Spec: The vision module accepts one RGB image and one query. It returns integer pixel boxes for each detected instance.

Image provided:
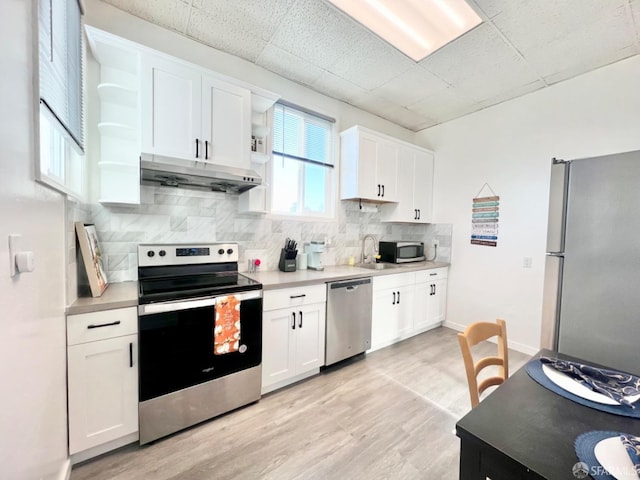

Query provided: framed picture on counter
[75,222,108,297]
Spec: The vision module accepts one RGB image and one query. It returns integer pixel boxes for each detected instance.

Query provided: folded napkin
[620,434,640,477]
[540,356,640,408]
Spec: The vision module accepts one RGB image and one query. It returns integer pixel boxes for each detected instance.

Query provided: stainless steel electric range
[137,243,262,444]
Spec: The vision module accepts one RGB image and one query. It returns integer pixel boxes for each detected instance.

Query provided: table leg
[459,439,484,480]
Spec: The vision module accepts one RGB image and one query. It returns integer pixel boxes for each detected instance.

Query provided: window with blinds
[271,103,335,217]
[37,0,85,198]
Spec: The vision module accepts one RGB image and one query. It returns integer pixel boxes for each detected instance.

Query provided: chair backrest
[457,319,509,408]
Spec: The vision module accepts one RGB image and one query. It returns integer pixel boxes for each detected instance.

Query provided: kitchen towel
[214,295,241,355]
[540,357,640,408]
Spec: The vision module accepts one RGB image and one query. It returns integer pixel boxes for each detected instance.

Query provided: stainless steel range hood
[140,153,261,193]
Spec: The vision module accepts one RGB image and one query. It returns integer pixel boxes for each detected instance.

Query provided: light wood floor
[70,327,531,480]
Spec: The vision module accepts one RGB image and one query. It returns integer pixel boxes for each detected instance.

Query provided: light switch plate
[8,234,20,277]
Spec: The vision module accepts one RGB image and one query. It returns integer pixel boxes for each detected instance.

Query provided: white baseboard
[443,321,538,356]
[57,459,71,480]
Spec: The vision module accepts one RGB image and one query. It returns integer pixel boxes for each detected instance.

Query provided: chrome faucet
[361,234,378,264]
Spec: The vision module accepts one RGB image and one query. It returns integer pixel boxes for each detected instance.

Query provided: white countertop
[65,262,449,313]
[247,261,449,290]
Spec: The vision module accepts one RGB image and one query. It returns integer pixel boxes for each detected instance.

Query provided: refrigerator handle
[546,159,570,254]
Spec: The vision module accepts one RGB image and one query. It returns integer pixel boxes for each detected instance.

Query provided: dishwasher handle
[329,277,372,290]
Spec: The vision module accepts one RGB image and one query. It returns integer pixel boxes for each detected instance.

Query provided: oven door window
[139,297,262,402]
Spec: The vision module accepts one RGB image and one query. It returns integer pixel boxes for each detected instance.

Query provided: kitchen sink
[356,263,398,270]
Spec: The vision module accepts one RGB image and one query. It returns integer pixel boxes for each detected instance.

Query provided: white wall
[0,1,69,479]
[416,55,640,354]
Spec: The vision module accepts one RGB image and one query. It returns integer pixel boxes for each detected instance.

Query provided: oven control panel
[138,243,238,267]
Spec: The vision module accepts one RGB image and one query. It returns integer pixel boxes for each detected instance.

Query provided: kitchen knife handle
[292,312,296,330]
[195,138,199,158]
[299,311,303,328]
[87,320,121,329]
[392,291,396,305]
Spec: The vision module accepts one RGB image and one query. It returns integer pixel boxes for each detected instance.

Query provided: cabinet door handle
[417,209,421,220]
[299,311,303,328]
[205,140,209,159]
[382,185,385,197]
[129,342,133,368]
[87,320,121,329]
[289,294,306,299]
[292,312,296,330]
[397,291,400,304]
[377,184,381,197]
[195,138,200,158]
[392,291,396,305]
[433,284,437,295]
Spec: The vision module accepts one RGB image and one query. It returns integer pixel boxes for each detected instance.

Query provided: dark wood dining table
[455,348,640,479]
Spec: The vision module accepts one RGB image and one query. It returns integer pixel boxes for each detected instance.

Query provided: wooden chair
[458,319,509,408]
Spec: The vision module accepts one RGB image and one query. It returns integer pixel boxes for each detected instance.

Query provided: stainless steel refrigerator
[541,150,640,376]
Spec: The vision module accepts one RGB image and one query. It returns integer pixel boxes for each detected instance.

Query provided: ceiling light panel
[328,0,482,61]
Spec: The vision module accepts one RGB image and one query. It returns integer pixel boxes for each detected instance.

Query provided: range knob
[147,250,155,257]
[159,250,166,257]
[227,248,234,255]
[218,248,225,255]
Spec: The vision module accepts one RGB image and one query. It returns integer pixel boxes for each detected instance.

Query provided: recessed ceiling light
[327,0,482,62]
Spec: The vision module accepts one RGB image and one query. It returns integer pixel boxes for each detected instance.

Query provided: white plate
[541,364,640,406]
[594,435,638,480]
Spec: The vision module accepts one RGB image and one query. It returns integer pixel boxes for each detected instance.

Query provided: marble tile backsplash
[79,185,452,283]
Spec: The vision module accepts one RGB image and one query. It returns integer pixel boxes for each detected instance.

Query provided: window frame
[268,102,337,220]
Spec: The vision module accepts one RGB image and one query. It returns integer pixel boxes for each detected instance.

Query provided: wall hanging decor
[471,183,499,247]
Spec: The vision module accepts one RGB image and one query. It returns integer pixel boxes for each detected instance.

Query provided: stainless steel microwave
[378,241,425,263]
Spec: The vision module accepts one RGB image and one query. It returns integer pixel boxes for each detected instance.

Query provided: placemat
[574,430,620,480]
[525,359,640,418]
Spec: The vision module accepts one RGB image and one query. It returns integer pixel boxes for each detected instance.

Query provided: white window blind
[271,103,335,217]
[39,0,84,150]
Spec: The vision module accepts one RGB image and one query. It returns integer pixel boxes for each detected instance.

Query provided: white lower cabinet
[67,307,138,458]
[370,267,448,352]
[262,285,326,394]
[415,267,449,331]
[371,272,416,351]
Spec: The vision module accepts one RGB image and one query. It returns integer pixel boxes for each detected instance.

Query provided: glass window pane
[271,155,301,213]
[303,163,326,213]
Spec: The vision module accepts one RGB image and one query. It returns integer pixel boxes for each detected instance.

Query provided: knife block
[278,249,296,272]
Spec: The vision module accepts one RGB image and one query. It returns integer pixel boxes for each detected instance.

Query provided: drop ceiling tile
[374,66,451,106]
[190,0,295,42]
[256,44,324,87]
[492,0,637,79]
[311,71,367,105]
[103,0,191,33]
[471,0,520,19]
[420,23,539,102]
[380,105,436,131]
[269,1,364,70]
[475,79,546,110]
[326,30,415,91]
[186,7,267,63]
[408,88,480,124]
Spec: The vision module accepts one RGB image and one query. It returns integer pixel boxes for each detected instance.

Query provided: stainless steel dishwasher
[325,277,373,366]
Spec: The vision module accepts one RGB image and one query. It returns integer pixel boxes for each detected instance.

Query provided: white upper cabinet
[141,54,251,169]
[141,55,201,160]
[201,75,251,169]
[340,126,399,202]
[380,144,434,223]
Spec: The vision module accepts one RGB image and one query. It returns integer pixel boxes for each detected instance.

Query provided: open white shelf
[97,83,137,108]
